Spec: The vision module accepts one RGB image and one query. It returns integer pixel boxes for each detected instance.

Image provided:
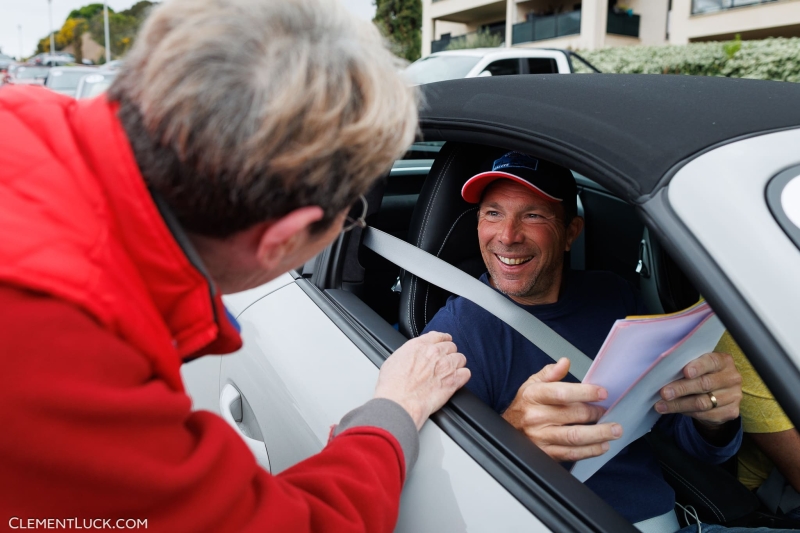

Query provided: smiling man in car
[422,151,791,533]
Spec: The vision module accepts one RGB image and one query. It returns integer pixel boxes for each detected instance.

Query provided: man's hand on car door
[374,331,471,431]
[501,358,623,462]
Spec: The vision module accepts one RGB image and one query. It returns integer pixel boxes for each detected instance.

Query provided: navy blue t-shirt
[423,270,741,523]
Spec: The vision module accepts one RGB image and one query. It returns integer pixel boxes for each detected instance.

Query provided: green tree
[68,4,109,20]
[373,0,421,62]
[89,11,139,58]
[124,1,156,20]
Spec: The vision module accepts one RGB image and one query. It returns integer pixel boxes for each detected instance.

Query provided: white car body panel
[421,48,572,77]
[462,49,572,77]
[181,272,295,413]
[668,128,800,367]
[218,281,549,532]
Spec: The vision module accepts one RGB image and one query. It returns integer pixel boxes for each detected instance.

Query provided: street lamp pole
[18,24,23,61]
[48,0,55,55]
[104,1,111,63]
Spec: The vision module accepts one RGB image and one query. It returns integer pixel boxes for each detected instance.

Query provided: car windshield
[403,55,481,85]
[15,67,49,79]
[48,70,94,90]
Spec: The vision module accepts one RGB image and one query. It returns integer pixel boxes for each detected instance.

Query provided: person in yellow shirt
[715,332,800,519]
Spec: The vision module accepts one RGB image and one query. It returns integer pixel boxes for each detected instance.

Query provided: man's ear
[564,216,585,252]
[255,206,325,271]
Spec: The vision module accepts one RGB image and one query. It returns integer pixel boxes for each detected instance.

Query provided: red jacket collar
[69,95,243,361]
[0,87,241,390]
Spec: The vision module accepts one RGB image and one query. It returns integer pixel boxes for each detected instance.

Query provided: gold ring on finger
[708,392,718,409]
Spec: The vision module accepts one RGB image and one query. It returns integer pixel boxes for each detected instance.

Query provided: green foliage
[37,2,157,61]
[68,4,108,20]
[723,33,742,60]
[578,37,800,83]
[86,2,155,59]
[36,35,51,54]
[89,12,139,57]
[445,29,502,51]
[125,1,157,20]
[374,0,422,62]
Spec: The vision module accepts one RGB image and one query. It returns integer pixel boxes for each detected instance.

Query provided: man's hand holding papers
[501,301,742,476]
[655,351,743,443]
[569,302,742,481]
[502,358,624,462]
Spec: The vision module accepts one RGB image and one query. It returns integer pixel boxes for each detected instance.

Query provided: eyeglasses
[342,194,368,233]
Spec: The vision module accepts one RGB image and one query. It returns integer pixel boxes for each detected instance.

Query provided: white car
[75,71,118,99]
[184,74,800,532]
[402,48,598,85]
[44,66,98,97]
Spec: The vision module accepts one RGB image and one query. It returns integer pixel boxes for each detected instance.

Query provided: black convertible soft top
[419,74,800,202]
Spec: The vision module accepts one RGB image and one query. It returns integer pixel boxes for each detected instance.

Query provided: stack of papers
[570,301,724,482]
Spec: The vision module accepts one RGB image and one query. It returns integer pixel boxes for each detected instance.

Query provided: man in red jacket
[0,1,470,531]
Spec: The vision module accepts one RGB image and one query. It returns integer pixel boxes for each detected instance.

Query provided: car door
[216,275,556,532]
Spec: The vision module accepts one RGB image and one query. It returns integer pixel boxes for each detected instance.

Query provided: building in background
[422,0,800,56]
[671,0,800,44]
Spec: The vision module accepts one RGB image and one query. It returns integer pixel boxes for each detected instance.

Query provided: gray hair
[109,0,418,237]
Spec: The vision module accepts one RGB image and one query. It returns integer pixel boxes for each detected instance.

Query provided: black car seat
[398,142,506,339]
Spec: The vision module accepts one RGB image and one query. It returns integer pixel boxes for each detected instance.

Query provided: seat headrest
[399,142,507,338]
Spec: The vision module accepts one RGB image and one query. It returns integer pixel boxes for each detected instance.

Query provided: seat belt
[362,227,593,380]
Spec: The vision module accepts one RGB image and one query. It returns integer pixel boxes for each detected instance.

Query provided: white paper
[570,313,725,483]
[583,302,713,410]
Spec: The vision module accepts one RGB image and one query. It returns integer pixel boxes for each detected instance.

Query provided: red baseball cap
[461,151,577,205]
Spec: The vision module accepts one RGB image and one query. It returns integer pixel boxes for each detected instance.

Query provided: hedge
[576,37,800,82]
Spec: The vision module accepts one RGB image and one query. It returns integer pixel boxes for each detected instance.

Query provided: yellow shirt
[715,332,795,490]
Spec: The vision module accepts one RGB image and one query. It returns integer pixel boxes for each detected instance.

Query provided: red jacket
[0,87,406,532]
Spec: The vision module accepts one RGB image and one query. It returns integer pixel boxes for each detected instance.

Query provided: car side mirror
[477,69,493,77]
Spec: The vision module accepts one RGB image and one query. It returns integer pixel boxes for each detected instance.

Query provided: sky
[0,0,377,60]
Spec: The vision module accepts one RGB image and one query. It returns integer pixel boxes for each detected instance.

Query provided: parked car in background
[44,66,98,97]
[75,72,117,99]
[402,48,598,85]
[6,65,50,87]
[0,53,15,70]
[0,55,17,85]
[28,52,75,67]
[100,60,124,71]
[183,74,800,532]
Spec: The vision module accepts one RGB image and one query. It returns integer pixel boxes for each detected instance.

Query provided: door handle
[220,384,271,471]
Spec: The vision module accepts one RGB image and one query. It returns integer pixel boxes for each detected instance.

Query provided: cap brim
[461,171,563,204]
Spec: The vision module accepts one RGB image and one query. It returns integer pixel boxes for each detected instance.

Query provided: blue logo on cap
[492,152,539,173]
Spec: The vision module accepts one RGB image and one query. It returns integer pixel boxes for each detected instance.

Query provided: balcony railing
[606,11,640,37]
[692,0,779,15]
[512,11,581,45]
